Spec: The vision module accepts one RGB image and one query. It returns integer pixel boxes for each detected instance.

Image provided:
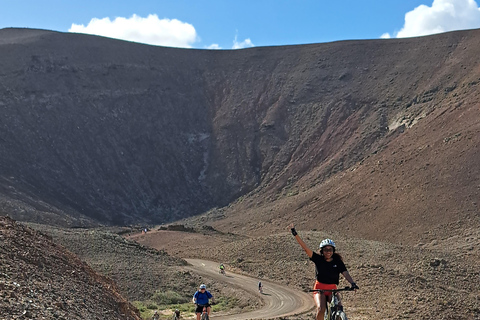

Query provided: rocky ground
[0,216,140,320]
[2,215,479,320]
[130,224,480,320]
[28,223,262,319]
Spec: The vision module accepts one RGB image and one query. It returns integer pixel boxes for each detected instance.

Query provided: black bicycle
[309,286,355,320]
[196,303,215,320]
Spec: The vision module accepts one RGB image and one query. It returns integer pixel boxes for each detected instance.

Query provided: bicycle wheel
[324,309,330,320]
[333,310,348,320]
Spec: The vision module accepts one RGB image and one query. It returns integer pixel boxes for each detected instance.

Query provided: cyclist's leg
[206,305,211,316]
[195,305,202,320]
[314,292,327,320]
[336,292,343,311]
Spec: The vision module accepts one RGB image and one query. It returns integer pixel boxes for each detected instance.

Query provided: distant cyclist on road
[219,263,225,275]
[288,223,359,320]
[193,284,215,320]
[258,281,263,293]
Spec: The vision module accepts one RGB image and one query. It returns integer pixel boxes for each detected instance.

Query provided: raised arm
[288,223,313,258]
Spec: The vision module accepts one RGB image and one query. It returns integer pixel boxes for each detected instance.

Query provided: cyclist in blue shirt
[192,284,215,320]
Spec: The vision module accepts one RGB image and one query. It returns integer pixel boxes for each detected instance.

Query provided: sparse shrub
[151,290,188,305]
[146,302,159,310]
[132,301,147,313]
[212,296,239,312]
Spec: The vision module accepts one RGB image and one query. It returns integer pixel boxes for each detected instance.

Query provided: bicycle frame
[198,304,209,320]
[309,286,354,320]
[196,302,216,320]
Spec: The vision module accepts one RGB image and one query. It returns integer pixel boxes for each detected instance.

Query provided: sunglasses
[322,248,334,252]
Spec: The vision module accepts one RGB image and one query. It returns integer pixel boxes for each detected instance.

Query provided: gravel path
[185,259,314,320]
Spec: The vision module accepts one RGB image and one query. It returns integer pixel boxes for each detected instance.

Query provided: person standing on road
[193,284,215,320]
[172,309,181,320]
[288,223,359,320]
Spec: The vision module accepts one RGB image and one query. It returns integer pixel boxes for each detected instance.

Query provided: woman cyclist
[288,223,359,320]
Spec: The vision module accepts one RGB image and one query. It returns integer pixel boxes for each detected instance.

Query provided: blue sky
[1,0,480,49]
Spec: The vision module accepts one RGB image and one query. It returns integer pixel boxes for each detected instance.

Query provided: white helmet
[199,284,206,289]
[319,238,336,249]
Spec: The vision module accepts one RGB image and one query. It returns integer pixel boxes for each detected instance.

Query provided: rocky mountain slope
[1,28,478,236]
[0,215,140,319]
[1,27,479,320]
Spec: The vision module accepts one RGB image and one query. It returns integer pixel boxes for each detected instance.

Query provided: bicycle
[219,269,226,275]
[196,303,215,320]
[309,286,355,320]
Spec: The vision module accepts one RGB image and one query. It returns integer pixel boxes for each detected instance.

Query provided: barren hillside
[0,216,140,319]
[0,27,479,320]
[0,28,478,235]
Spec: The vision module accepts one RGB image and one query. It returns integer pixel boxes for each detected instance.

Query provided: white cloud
[232,35,254,49]
[393,0,480,38]
[380,33,392,39]
[69,14,198,48]
[207,43,222,50]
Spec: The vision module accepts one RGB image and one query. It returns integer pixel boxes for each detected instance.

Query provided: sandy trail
[185,259,314,320]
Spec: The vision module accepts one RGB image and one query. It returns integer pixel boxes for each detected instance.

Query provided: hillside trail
[184,259,314,320]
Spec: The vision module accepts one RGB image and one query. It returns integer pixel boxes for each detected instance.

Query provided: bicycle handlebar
[195,302,216,306]
[308,286,355,293]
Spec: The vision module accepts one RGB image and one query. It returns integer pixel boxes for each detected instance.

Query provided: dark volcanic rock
[0,28,479,227]
[0,215,140,319]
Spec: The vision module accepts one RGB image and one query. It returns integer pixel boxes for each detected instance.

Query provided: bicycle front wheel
[324,309,330,320]
[333,311,348,320]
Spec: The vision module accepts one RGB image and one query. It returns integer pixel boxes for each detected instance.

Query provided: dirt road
[185,259,314,320]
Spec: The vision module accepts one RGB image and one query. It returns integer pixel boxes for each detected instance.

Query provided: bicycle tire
[324,309,330,320]
[333,310,348,320]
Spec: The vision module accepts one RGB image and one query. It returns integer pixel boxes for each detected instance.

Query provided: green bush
[212,296,239,312]
[146,302,159,310]
[133,301,146,312]
[151,290,189,305]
